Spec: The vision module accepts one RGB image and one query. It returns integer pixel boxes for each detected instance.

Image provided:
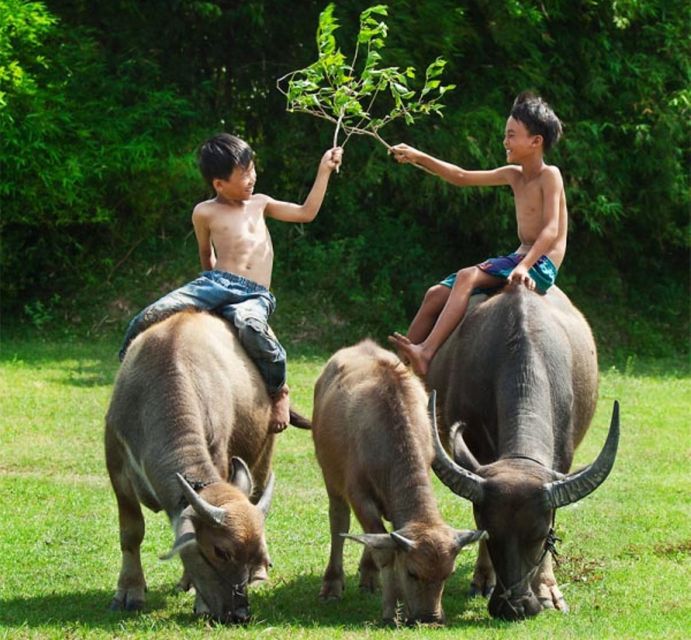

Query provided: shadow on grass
[56,359,118,388]
[0,575,505,632]
[0,337,119,388]
[0,586,199,631]
[3,331,688,383]
[250,573,503,631]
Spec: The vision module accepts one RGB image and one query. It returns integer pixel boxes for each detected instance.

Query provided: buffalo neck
[156,443,223,518]
[496,353,555,469]
[388,472,442,530]
[383,430,444,529]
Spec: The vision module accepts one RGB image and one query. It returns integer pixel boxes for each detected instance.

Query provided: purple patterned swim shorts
[439,253,558,294]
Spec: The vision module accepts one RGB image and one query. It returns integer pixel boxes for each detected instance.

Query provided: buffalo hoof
[109,594,144,612]
[406,615,445,627]
[470,581,494,598]
[540,599,569,615]
[535,583,569,612]
[176,572,193,592]
[551,596,570,613]
[319,578,344,601]
[358,569,380,593]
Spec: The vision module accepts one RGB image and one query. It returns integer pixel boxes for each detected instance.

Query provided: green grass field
[0,336,688,639]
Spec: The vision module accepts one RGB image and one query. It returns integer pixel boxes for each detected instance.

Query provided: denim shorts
[120,270,287,394]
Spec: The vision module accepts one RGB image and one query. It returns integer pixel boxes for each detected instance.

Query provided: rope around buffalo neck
[491,523,561,616]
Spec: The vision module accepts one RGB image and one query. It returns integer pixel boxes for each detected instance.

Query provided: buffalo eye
[529,525,551,545]
[214,545,232,561]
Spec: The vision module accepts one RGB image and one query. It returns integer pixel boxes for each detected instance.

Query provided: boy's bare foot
[388,334,410,364]
[388,333,431,377]
[269,386,290,433]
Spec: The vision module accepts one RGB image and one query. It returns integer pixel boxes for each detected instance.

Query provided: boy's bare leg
[269,386,290,433]
[406,285,451,344]
[390,268,503,377]
[392,285,451,363]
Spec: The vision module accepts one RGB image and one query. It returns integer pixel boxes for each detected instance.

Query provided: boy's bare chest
[210,208,270,245]
[513,179,542,211]
[512,180,544,238]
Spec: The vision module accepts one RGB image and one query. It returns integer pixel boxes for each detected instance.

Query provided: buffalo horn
[543,401,620,509]
[450,422,482,472]
[454,529,488,551]
[256,471,276,518]
[428,391,486,505]
[176,473,227,526]
[390,531,417,552]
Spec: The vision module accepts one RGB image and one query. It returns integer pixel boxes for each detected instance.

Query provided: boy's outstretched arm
[265,147,343,223]
[391,143,514,187]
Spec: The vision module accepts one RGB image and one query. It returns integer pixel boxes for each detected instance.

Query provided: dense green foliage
[1,1,688,355]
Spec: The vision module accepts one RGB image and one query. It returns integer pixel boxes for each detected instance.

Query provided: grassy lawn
[0,334,688,639]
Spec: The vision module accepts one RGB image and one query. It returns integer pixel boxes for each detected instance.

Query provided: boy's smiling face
[214,162,257,202]
[503,116,541,163]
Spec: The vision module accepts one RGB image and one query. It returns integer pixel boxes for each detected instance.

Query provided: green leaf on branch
[276,3,456,152]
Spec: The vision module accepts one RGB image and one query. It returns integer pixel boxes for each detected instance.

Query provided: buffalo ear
[256,471,276,518]
[341,532,418,552]
[341,533,397,550]
[230,457,254,497]
[452,529,487,553]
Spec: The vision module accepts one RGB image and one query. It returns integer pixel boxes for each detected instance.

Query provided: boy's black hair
[198,133,255,187]
[510,92,563,152]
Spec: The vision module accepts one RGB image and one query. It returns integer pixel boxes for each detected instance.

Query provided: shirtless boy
[388,92,566,377]
[120,133,343,431]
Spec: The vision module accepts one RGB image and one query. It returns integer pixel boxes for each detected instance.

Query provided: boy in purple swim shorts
[388,92,567,377]
[440,252,558,295]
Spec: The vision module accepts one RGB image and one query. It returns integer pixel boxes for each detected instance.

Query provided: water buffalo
[426,286,619,620]
[312,340,486,625]
[105,310,283,623]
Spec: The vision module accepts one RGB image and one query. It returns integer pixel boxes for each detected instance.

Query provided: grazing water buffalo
[105,310,281,623]
[426,286,619,620]
[312,340,486,625]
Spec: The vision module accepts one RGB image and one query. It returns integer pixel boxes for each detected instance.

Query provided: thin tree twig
[107,237,145,283]
[277,5,450,177]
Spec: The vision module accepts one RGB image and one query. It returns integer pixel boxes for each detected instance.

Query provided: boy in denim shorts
[120,133,343,431]
[388,92,566,377]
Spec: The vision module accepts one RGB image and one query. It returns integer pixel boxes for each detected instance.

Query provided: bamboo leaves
[277,3,455,151]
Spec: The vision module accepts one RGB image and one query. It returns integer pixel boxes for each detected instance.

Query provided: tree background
[1,0,688,358]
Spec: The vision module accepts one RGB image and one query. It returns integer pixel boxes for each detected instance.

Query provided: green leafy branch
[277,3,455,156]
